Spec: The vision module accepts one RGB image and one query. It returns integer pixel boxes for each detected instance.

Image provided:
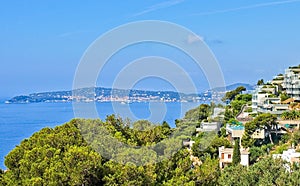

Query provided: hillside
[6,83,255,104]
[6,87,212,103]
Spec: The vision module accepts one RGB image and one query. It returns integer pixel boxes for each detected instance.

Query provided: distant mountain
[210,83,255,92]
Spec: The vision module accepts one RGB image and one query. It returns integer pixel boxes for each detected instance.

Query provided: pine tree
[232,139,241,165]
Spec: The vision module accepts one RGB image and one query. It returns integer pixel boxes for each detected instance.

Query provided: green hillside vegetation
[0,114,219,185]
[1,100,300,185]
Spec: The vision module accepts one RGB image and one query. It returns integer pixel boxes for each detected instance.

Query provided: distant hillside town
[5,83,253,104]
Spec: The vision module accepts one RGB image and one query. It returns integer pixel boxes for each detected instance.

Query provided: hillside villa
[273,148,300,172]
[218,146,249,169]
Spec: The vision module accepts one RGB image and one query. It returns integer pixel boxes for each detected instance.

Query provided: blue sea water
[0,101,200,169]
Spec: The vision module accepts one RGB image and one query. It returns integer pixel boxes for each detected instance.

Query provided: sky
[1,0,300,97]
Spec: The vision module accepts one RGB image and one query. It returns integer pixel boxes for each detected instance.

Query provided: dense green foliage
[0,114,221,185]
[232,139,241,165]
[221,86,246,102]
[2,119,299,186]
[242,113,277,147]
[183,104,212,122]
[292,130,300,145]
[192,134,231,161]
[2,102,300,185]
[224,93,252,123]
[2,121,104,185]
[218,157,300,185]
[281,110,300,120]
[280,92,290,102]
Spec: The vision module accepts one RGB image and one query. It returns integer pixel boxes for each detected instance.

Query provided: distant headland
[6,83,254,104]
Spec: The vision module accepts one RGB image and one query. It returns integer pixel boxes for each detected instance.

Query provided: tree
[292,130,300,146]
[232,139,241,165]
[241,132,255,148]
[192,135,231,160]
[249,146,264,163]
[235,86,246,93]
[218,164,250,185]
[191,157,220,185]
[103,161,157,185]
[281,110,300,121]
[257,79,264,85]
[218,157,290,185]
[2,120,104,185]
[255,113,277,144]
[0,169,3,186]
[242,113,277,146]
[183,104,211,122]
[222,86,246,102]
[133,120,152,131]
[250,158,287,185]
[224,106,235,123]
[230,100,246,116]
[280,92,290,102]
[235,94,252,102]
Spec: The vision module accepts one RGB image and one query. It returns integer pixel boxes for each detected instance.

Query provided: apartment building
[252,85,289,115]
[282,67,300,101]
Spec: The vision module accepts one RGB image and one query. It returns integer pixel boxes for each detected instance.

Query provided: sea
[0,99,202,169]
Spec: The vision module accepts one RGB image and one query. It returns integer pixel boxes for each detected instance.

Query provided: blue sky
[1,0,300,97]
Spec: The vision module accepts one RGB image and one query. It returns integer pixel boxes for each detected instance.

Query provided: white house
[219,146,249,169]
[182,139,195,150]
[196,121,221,133]
[273,148,300,172]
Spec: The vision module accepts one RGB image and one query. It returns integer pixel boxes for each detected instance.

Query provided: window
[228,154,232,159]
[221,153,224,159]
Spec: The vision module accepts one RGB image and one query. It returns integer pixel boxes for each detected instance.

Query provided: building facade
[282,67,300,101]
[219,146,249,169]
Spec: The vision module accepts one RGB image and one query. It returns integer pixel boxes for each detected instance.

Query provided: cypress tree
[232,138,241,165]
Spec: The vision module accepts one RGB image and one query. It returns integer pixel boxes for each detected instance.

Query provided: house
[218,146,249,169]
[251,128,265,139]
[277,119,300,130]
[195,107,224,135]
[196,121,221,133]
[182,138,195,150]
[273,148,300,172]
[226,124,245,139]
[240,149,250,167]
[219,146,233,168]
[226,123,265,142]
[211,108,225,119]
